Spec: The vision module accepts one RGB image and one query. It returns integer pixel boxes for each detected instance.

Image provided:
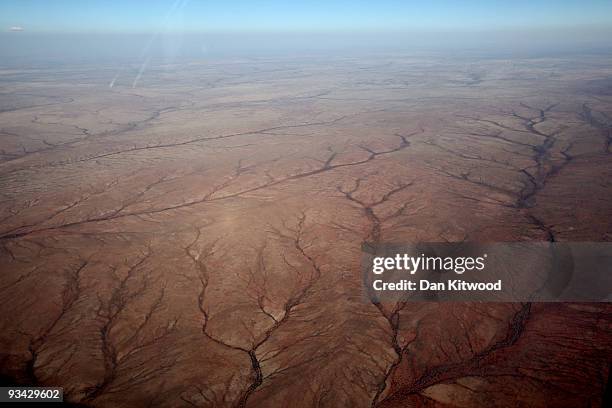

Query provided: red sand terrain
[1,54,611,407]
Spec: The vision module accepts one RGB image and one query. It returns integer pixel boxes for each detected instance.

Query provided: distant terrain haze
[1,1,612,63]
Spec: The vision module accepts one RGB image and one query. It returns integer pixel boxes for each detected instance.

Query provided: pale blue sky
[2,0,612,33]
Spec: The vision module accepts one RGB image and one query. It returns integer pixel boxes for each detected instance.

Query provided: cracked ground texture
[1,54,611,407]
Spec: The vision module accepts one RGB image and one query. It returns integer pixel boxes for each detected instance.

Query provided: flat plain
[1,53,611,407]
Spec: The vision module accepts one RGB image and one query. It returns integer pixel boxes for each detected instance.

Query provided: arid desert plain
[1,53,611,407]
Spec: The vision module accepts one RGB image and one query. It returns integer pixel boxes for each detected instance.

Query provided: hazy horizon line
[4,23,612,35]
